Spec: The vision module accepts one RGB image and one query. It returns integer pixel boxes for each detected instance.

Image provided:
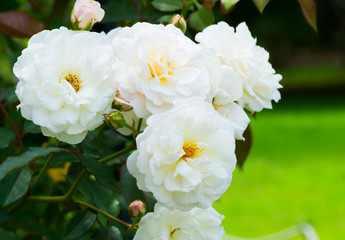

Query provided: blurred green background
[213,1,345,239]
[1,0,344,239]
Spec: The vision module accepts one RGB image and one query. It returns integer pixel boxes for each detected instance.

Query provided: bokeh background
[1,0,344,239]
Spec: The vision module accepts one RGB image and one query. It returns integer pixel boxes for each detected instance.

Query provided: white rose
[14,27,116,144]
[211,66,250,140]
[196,21,282,112]
[109,22,212,118]
[134,204,225,240]
[127,100,236,210]
[71,0,105,30]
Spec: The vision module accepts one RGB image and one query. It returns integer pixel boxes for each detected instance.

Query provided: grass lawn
[214,93,345,239]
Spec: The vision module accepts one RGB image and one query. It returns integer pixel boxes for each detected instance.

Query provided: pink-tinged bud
[71,0,105,31]
[169,14,187,33]
[128,200,146,218]
[113,92,133,112]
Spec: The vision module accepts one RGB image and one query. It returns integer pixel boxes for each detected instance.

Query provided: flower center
[170,227,181,239]
[148,56,174,85]
[63,73,81,92]
[180,143,203,161]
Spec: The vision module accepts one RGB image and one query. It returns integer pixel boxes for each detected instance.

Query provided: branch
[75,199,132,229]
[0,101,25,152]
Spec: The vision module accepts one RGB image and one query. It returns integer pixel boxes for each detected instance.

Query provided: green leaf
[0,166,31,206]
[157,14,173,23]
[0,147,63,180]
[0,11,44,38]
[80,155,118,191]
[102,0,137,22]
[235,126,252,169]
[5,87,18,103]
[297,0,317,32]
[252,0,270,14]
[64,209,97,240]
[151,0,183,12]
[189,8,214,31]
[0,228,18,240]
[221,0,240,10]
[77,178,121,218]
[91,226,123,240]
[0,212,8,224]
[121,164,145,205]
[0,127,15,149]
[24,120,41,134]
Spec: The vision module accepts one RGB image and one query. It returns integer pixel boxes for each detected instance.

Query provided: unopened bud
[128,200,146,218]
[104,111,126,130]
[112,92,133,112]
[169,14,187,33]
[71,0,105,31]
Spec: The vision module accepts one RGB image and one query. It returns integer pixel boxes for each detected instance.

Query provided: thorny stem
[75,200,132,229]
[0,101,25,152]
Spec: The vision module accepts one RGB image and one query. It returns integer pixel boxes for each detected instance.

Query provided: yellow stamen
[147,55,174,85]
[180,143,203,161]
[63,73,81,92]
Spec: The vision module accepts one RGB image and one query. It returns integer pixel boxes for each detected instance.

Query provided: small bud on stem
[169,14,187,33]
[71,0,105,31]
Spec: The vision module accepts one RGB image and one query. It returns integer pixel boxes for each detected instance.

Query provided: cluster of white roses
[14,1,281,238]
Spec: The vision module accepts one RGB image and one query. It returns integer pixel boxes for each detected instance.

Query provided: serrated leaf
[80,155,118,191]
[297,0,317,32]
[252,0,270,14]
[91,226,123,240]
[64,209,97,240]
[0,147,63,180]
[189,8,214,31]
[0,166,31,206]
[151,0,183,12]
[235,126,252,169]
[0,127,15,149]
[0,11,44,38]
[221,0,240,10]
[24,120,41,134]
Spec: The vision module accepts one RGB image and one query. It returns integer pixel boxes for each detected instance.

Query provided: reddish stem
[0,101,25,152]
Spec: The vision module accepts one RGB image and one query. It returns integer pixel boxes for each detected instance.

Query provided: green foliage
[189,8,214,31]
[0,147,63,180]
[252,0,270,14]
[0,127,15,149]
[63,209,97,240]
[91,226,123,240]
[151,0,183,12]
[80,155,118,191]
[0,167,31,206]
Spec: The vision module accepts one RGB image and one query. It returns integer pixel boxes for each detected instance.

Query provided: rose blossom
[71,0,105,30]
[109,22,212,118]
[196,21,282,112]
[134,204,225,240]
[127,100,236,210]
[14,27,116,144]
